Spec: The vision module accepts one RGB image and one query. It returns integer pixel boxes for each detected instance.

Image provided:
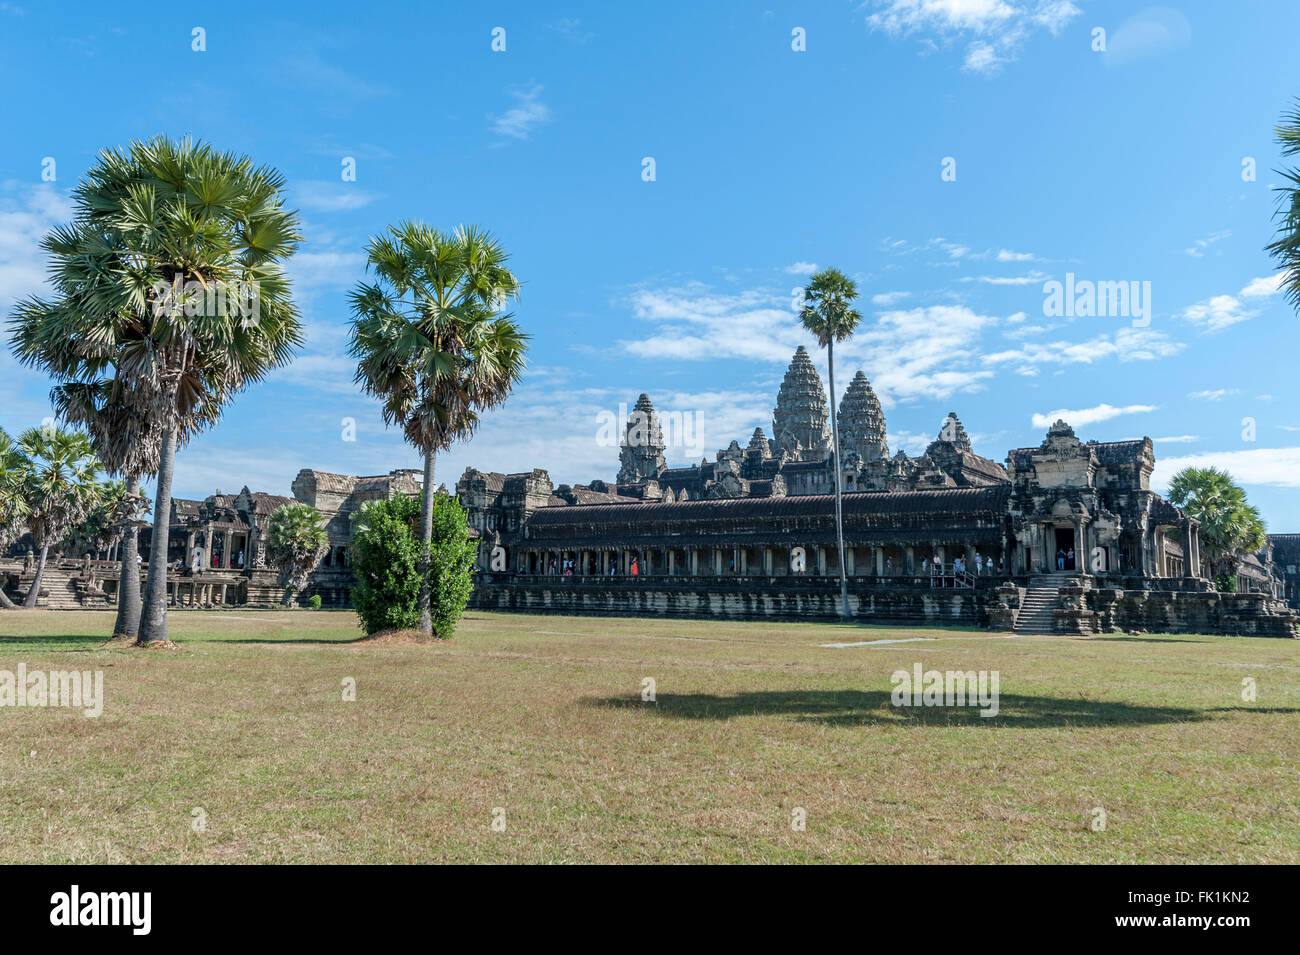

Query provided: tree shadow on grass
[0,634,108,650]
[584,689,1222,728]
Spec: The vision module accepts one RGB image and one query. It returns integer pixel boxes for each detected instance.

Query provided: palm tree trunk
[23,543,49,608]
[826,339,850,620]
[282,587,295,607]
[113,473,143,638]
[138,425,177,645]
[0,583,15,609]
[417,449,436,635]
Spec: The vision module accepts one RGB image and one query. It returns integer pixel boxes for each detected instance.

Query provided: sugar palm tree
[1168,467,1267,583]
[348,222,527,636]
[265,503,328,606]
[800,268,862,620]
[13,427,103,607]
[20,136,304,643]
[1267,98,1300,312]
[0,428,30,609]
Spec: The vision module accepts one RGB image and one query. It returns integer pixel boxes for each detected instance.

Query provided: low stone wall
[469,573,991,625]
[1085,588,1299,638]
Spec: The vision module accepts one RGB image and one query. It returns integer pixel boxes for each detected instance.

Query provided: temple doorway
[1054,527,1075,571]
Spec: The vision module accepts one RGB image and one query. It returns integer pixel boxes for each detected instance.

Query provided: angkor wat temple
[3,346,1295,636]
[456,347,1299,637]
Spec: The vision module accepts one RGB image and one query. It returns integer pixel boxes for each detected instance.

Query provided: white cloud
[1153,447,1300,491]
[984,326,1184,372]
[1187,388,1239,402]
[1151,434,1200,444]
[0,182,73,307]
[866,0,1081,75]
[1181,276,1281,333]
[287,250,367,292]
[964,270,1048,285]
[872,290,911,306]
[995,248,1037,262]
[784,261,818,275]
[1031,403,1156,429]
[1184,229,1230,258]
[294,180,384,213]
[490,83,551,140]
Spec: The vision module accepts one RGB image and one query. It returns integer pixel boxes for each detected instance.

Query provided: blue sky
[1,1,1298,529]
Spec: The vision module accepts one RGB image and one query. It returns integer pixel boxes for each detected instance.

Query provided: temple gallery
[5,347,1297,636]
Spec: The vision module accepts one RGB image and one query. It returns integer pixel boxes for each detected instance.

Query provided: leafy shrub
[1215,574,1237,594]
[308,594,322,610]
[349,492,476,638]
[350,495,422,635]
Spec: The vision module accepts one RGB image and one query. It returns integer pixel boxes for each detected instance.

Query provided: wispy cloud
[490,82,552,140]
[1181,275,1281,333]
[294,180,384,213]
[1187,388,1239,402]
[1184,228,1230,258]
[784,261,818,276]
[1031,403,1156,430]
[1153,447,1300,491]
[866,0,1082,75]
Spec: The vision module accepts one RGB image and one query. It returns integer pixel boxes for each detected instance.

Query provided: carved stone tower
[617,393,667,484]
[837,371,889,463]
[772,345,831,461]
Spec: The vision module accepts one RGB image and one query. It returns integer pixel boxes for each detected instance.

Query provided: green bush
[308,594,322,610]
[350,492,477,638]
[350,495,423,634]
[1215,574,1237,593]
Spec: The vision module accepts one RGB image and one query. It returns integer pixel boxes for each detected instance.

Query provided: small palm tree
[265,503,328,607]
[800,268,862,620]
[19,136,304,643]
[348,222,527,635]
[0,429,31,609]
[1168,467,1267,583]
[12,427,103,607]
[1267,98,1300,312]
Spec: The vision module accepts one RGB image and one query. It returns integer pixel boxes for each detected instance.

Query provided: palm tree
[19,136,303,643]
[1168,467,1267,584]
[800,268,862,620]
[12,427,103,607]
[348,222,527,636]
[265,503,329,606]
[0,428,31,609]
[1267,98,1300,312]
[10,288,174,638]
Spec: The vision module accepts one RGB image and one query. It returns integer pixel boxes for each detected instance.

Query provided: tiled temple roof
[529,485,1012,526]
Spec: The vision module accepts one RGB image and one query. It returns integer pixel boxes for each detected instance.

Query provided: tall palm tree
[1168,466,1267,583]
[11,283,177,637]
[800,268,862,620]
[348,222,527,635]
[0,428,30,609]
[265,502,329,606]
[1267,98,1300,312]
[16,136,303,644]
[13,427,103,607]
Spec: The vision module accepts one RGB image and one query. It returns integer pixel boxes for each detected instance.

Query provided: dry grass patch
[0,608,1296,863]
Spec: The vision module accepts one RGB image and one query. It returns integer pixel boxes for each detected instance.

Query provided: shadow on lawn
[585,689,1222,728]
[1087,636,1204,644]
[0,634,107,649]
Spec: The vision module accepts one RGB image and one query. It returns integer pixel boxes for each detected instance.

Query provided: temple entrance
[1053,527,1075,571]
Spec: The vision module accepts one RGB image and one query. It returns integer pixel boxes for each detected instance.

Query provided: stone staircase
[1013,584,1061,634]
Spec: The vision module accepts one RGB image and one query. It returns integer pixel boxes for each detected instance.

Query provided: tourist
[1056,549,1066,571]
[190,545,204,576]
[630,558,639,576]
[885,557,893,575]
[975,554,984,575]
[1066,548,1075,571]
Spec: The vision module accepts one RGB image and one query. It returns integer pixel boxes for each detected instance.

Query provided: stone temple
[3,346,1296,636]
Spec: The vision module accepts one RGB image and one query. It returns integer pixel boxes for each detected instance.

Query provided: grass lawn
[0,608,1296,864]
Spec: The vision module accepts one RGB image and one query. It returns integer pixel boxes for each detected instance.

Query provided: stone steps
[1014,586,1060,634]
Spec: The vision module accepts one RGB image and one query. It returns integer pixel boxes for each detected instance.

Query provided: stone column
[845,547,855,576]
[876,547,885,576]
[219,583,228,605]
[763,547,772,575]
[904,545,915,574]
[1182,522,1196,578]
[689,548,699,576]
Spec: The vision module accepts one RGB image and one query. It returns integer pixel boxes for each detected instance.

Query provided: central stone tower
[772,345,831,461]
[617,393,668,484]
